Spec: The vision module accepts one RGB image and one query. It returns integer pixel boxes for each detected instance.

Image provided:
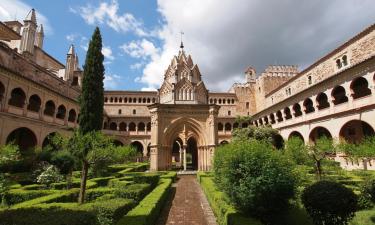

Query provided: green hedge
[108,178,133,188]
[4,189,57,205]
[114,183,152,202]
[197,173,262,225]
[133,174,160,188]
[160,171,177,181]
[50,180,97,190]
[0,198,136,225]
[116,178,172,225]
[89,176,116,186]
[12,188,80,208]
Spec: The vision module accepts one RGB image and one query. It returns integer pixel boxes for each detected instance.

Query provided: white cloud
[120,39,159,59]
[0,0,52,35]
[104,73,122,89]
[130,62,144,70]
[66,34,78,42]
[102,46,115,61]
[137,0,375,91]
[71,0,148,36]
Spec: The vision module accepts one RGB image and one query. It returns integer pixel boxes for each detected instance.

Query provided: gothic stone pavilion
[1,9,375,171]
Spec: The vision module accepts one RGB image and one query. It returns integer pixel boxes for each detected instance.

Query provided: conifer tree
[79,27,104,134]
[77,27,104,204]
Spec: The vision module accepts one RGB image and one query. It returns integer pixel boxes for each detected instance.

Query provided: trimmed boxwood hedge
[114,183,152,201]
[4,189,57,205]
[0,198,136,225]
[116,178,172,225]
[197,173,262,225]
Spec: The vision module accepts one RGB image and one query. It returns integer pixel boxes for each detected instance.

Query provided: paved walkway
[157,175,218,225]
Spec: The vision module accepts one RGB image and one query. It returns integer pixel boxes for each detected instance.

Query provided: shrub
[284,137,310,165]
[4,189,56,205]
[133,174,160,188]
[36,165,64,187]
[198,174,262,225]
[213,140,297,221]
[114,183,151,201]
[302,180,357,225]
[89,176,116,186]
[116,178,172,225]
[85,188,115,202]
[0,198,135,225]
[361,178,375,203]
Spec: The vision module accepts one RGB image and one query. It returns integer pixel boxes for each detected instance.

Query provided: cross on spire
[180,31,184,49]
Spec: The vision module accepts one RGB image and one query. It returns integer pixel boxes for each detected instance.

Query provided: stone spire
[65,45,76,81]
[20,9,37,55]
[35,24,44,48]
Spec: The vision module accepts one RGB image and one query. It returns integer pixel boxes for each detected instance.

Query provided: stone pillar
[179,148,183,168]
[183,145,187,171]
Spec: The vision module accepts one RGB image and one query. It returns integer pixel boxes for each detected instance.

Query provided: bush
[0,198,135,225]
[284,137,310,165]
[114,183,151,201]
[213,140,297,221]
[116,178,172,225]
[133,174,160,188]
[361,178,375,203]
[13,189,80,208]
[301,180,357,225]
[4,189,56,205]
[198,174,262,225]
[36,165,64,187]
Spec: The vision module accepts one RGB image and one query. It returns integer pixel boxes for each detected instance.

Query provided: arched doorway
[42,132,58,149]
[131,141,144,156]
[309,126,332,143]
[288,131,304,142]
[6,127,37,153]
[186,137,198,170]
[113,140,124,146]
[339,120,375,143]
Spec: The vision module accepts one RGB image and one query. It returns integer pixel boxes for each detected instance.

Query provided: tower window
[308,76,312,85]
[118,109,122,114]
[132,109,136,115]
[246,102,249,109]
[228,110,231,116]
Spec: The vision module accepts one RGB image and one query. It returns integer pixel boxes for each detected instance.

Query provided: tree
[307,136,334,180]
[79,27,105,134]
[284,137,310,165]
[0,144,21,206]
[232,125,284,149]
[213,139,297,222]
[339,136,375,170]
[302,180,357,225]
[77,27,105,204]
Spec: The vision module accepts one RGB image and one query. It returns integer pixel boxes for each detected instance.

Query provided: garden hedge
[4,189,57,205]
[197,173,262,225]
[116,178,172,225]
[0,198,135,225]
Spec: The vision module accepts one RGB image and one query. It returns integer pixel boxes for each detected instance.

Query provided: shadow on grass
[155,181,178,225]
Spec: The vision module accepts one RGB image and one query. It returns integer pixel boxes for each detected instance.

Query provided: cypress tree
[77,27,104,203]
[79,27,104,134]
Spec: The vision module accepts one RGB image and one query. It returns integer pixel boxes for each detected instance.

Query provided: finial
[180,31,184,49]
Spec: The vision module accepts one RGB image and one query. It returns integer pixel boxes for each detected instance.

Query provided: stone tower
[65,45,76,81]
[245,66,256,83]
[35,24,44,49]
[19,9,37,55]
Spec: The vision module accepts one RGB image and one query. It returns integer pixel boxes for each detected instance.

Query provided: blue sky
[1,0,375,91]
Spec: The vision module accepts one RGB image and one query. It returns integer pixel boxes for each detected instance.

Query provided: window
[246,102,249,109]
[132,109,136,115]
[228,110,231,116]
[336,59,342,69]
[118,109,122,114]
[308,76,312,85]
[342,55,348,66]
[336,54,349,70]
[285,87,292,96]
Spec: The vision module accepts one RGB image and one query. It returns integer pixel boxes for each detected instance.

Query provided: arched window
[104,97,108,102]
[276,110,283,122]
[8,88,26,108]
[293,103,302,117]
[342,55,348,66]
[129,98,132,103]
[264,116,269,124]
[133,98,136,103]
[225,123,232,131]
[270,114,276,124]
[233,122,239,129]
[119,98,122,103]
[242,122,248,128]
[351,77,371,99]
[284,107,292,120]
[331,86,348,105]
[129,122,136,131]
[316,93,330,110]
[214,99,217,104]
[138,122,145,131]
[218,123,223,131]
[109,122,117,130]
[209,99,213,104]
[56,105,66,119]
[308,75,312,85]
[110,97,113,103]
[147,122,151,131]
[303,98,315,114]
[68,109,76,122]
[152,98,156,103]
[138,98,142,103]
[218,99,222,104]
[114,97,118,103]
[231,99,235,104]
[27,94,41,112]
[143,98,146,103]
[147,98,150,103]
[103,122,108,129]
[119,122,127,131]
[44,100,55,116]
[124,97,128,103]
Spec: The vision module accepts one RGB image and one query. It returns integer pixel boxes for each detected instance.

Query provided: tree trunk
[78,161,89,204]
[315,160,322,180]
